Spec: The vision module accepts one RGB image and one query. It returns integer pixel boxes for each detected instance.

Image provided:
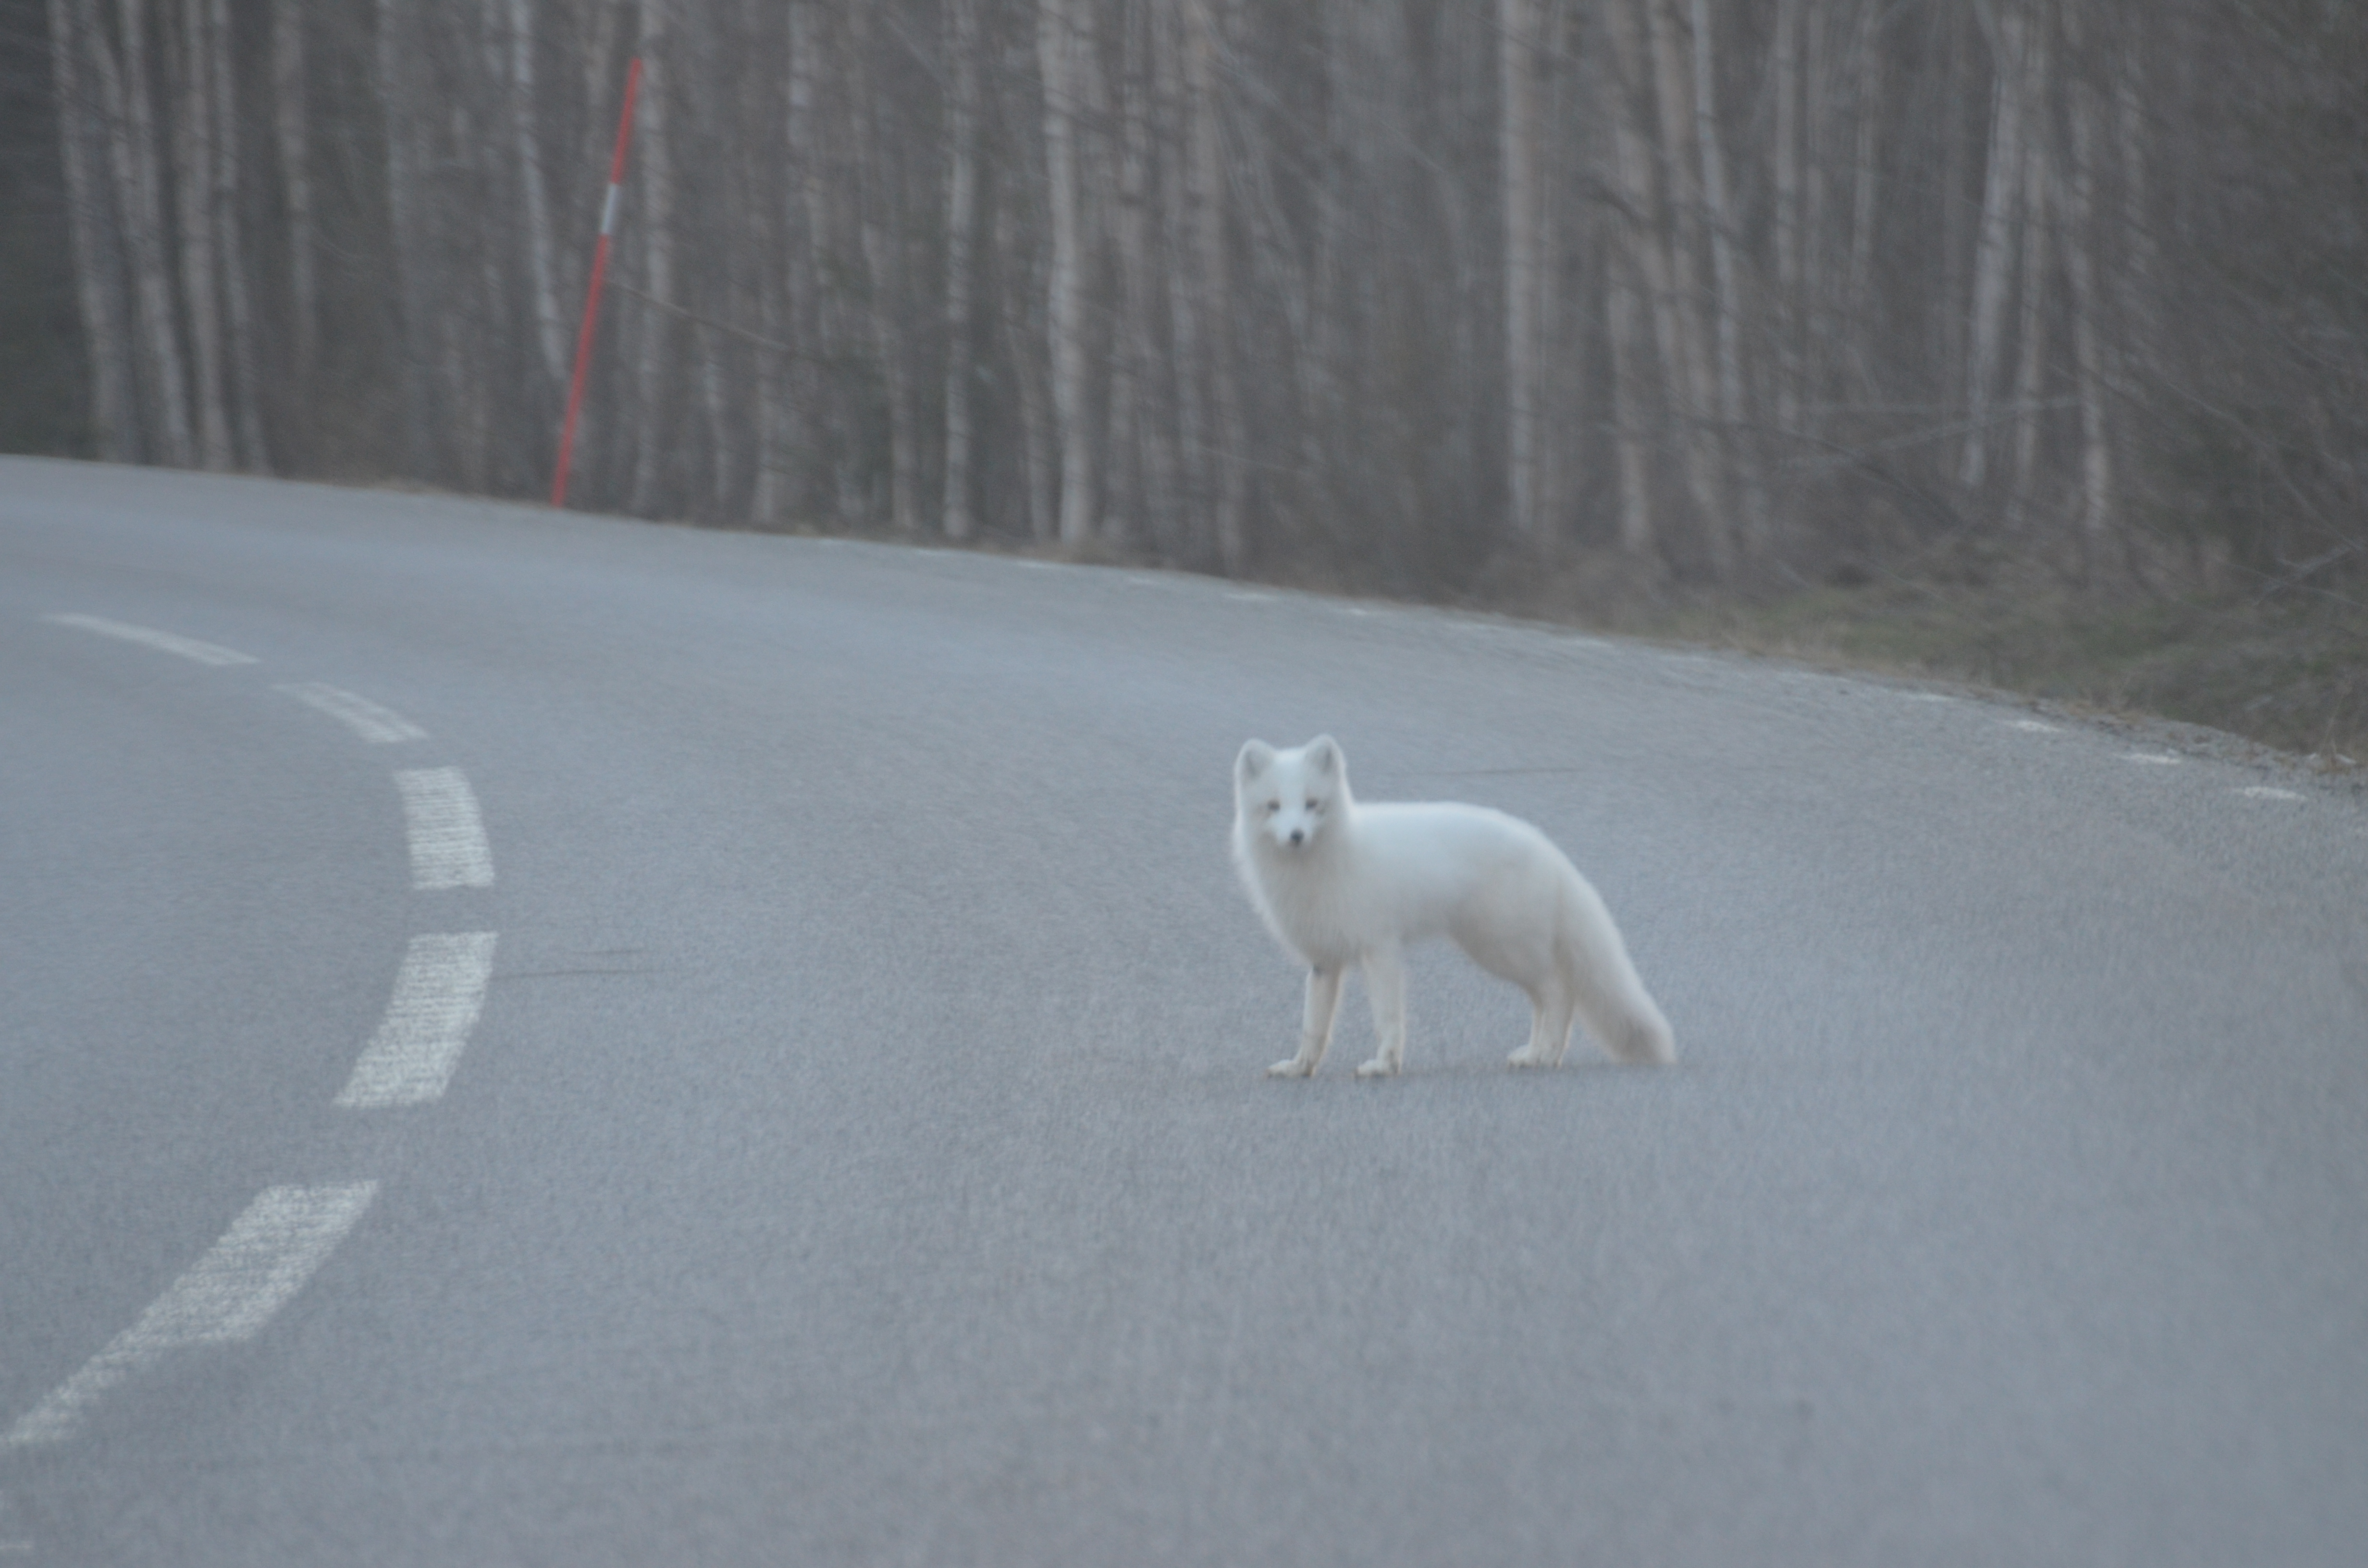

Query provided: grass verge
[1483,553,2367,775]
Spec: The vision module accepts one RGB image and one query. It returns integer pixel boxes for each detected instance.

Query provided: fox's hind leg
[1354,943,1408,1078]
[1507,974,1578,1069]
[1270,965,1344,1078]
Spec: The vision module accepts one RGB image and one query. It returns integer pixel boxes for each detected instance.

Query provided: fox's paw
[1267,1057,1315,1078]
[1354,1056,1399,1079]
[1507,1046,1552,1069]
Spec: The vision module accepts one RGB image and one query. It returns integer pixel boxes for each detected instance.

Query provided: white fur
[1233,735,1675,1078]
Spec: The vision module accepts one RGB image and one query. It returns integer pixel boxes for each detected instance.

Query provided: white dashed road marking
[2005,718,2061,733]
[396,767,494,890]
[336,933,498,1108]
[45,612,257,667]
[2237,785,2306,802]
[4,1183,377,1448]
[279,682,428,743]
[2124,751,2182,765]
[21,616,507,1448]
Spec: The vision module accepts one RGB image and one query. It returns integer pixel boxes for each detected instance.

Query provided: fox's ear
[1304,735,1342,775]
[1237,740,1276,784]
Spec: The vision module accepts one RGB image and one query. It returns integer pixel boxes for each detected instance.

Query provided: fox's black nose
[1288,829,1304,846]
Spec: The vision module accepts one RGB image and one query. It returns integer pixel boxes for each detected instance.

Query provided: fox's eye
[1305,799,1320,811]
[1265,800,1280,814]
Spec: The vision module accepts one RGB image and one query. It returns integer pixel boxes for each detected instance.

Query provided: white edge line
[45,613,257,667]
[3,1183,377,1448]
[336,933,497,1108]
[395,767,494,890]
[277,683,428,744]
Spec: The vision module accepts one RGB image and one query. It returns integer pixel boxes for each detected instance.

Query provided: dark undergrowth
[1458,541,2368,775]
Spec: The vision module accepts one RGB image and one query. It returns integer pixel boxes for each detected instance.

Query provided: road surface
[3,457,2364,1564]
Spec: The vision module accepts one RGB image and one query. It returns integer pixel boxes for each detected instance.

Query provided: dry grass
[1469,546,2368,772]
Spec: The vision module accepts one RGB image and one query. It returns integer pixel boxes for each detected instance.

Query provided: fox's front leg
[1270,965,1343,1077]
[1355,943,1407,1078]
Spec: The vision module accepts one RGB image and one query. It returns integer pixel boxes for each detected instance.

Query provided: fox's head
[1235,735,1350,851]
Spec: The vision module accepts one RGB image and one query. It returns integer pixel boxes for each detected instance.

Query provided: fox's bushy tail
[1559,875,1676,1065]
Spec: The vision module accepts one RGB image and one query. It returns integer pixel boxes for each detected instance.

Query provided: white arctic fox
[1233,735,1674,1078]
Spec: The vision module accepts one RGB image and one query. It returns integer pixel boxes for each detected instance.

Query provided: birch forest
[28,0,2368,594]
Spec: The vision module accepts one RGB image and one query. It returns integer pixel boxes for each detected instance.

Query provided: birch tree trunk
[1642,0,1729,572]
[269,0,315,378]
[1499,0,1547,541]
[1235,67,1318,553]
[698,327,734,517]
[1155,0,1207,563]
[376,0,433,478]
[1605,243,1658,561]
[1608,0,1725,572]
[1689,0,1763,549]
[627,0,675,516]
[1644,0,1708,418]
[1842,0,1881,381]
[505,0,567,400]
[756,7,814,526]
[940,0,981,540]
[1959,4,2029,492]
[1129,1,1183,557]
[172,0,231,470]
[1599,0,1664,561]
[1185,0,1246,572]
[2006,15,2054,529]
[1533,1,1575,552]
[855,7,920,535]
[207,0,265,470]
[49,0,141,460]
[444,14,494,494]
[685,19,739,523]
[997,183,1056,541]
[2061,7,2115,576]
[788,1,855,523]
[2112,42,2155,387]
[751,310,790,526]
[752,136,801,532]
[1771,0,1804,434]
[1038,0,1095,545]
[1094,0,1137,548]
[1799,0,1831,409]
[1113,0,1171,551]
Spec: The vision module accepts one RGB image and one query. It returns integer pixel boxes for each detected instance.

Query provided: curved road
[3,456,2364,1565]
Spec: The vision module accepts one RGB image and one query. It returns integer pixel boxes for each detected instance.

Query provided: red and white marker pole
[550,56,643,509]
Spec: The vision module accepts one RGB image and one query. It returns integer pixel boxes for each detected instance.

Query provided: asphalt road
[4,456,2365,1565]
